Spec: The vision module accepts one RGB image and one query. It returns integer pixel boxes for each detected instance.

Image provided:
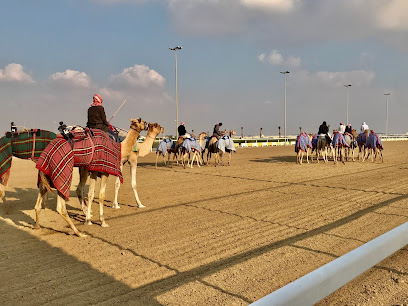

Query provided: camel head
[351,129,358,138]
[130,118,146,132]
[198,132,208,139]
[221,129,228,136]
[147,123,164,136]
[229,130,236,137]
[308,133,314,140]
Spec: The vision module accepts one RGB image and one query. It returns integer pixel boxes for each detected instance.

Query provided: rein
[130,126,142,133]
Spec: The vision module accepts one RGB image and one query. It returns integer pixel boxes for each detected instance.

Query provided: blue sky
[1,0,408,136]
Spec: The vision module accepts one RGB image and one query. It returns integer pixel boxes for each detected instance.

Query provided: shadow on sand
[250,155,297,163]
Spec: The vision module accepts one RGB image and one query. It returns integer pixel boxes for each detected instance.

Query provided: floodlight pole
[385,93,390,136]
[280,71,290,144]
[344,84,352,126]
[169,46,183,138]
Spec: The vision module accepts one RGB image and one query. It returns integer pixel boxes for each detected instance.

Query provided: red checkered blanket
[36,129,122,200]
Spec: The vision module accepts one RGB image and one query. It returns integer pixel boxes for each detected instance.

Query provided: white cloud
[258,50,301,68]
[377,0,408,30]
[295,69,375,88]
[163,0,408,50]
[50,70,91,88]
[240,0,296,12]
[110,64,165,88]
[0,63,34,83]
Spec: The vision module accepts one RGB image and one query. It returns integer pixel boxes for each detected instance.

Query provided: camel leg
[113,175,121,209]
[56,193,86,237]
[85,172,98,225]
[155,153,159,168]
[76,167,89,215]
[98,173,109,227]
[171,151,178,168]
[34,189,46,229]
[129,159,145,208]
[228,152,232,166]
[190,153,196,168]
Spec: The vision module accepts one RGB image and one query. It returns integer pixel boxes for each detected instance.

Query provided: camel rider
[338,122,346,134]
[213,122,223,139]
[345,123,352,135]
[87,94,109,133]
[318,121,331,144]
[360,122,369,133]
[87,94,118,141]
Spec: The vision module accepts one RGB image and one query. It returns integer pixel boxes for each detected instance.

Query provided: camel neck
[121,128,141,157]
[137,131,157,157]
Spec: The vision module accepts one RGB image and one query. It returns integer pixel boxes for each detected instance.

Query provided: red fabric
[91,94,103,106]
[36,138,74,200]
[36,129,122,200]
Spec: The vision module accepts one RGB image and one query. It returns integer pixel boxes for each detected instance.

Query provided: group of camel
[296,129,384,165]
[1,118,164,237]
[155,129,236,168]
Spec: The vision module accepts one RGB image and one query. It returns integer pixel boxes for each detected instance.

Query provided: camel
[295,132,313,165]
[362,130,384,163]
[155,138,175,168]
[0,129,57,207]
[35,118,148,236]
[112,122,164,210]
[215,130,236,166]
[171,135,189,167]
[343,129,358,161]
[357,129,370,161]
[207,129,228,166]
[316,134,330,163]
[331,130,348,164]
[179,132,207,168]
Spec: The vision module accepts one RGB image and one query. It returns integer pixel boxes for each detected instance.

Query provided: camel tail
[39,171,54,194]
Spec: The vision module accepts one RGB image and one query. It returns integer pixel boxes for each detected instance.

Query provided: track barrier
[251,221,408,306]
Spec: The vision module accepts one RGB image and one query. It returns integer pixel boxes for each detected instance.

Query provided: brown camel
[207,129,228,166]
[35,118,147,236]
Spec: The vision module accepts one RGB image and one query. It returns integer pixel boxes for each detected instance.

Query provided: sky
[1,0,408,137]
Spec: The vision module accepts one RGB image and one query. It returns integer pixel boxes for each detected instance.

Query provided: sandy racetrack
[1,141,408,305]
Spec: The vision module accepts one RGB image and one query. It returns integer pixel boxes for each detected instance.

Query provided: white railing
[251,221,408,306]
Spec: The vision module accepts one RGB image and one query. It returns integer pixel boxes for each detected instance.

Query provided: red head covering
[91,94,103,106]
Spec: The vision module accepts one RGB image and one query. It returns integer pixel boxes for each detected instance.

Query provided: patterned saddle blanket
[366,133,383,150]
[295,132,312,153]
[0,129,56,186]
[36,129,122,200]
[181,137,202,153]
[357,133,367,145]
[217,136,236,153]
[156,138,175,156]
[332,132,350,147]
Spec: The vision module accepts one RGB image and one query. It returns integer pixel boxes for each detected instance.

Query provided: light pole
[280,71,290,143]
[384,93,390,136]
[344,84,352,126]
[169,46,182,138]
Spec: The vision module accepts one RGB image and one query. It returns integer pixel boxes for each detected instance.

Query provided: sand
[1,141,408,305]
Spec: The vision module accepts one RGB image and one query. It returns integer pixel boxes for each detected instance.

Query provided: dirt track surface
[1,141,408,305]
